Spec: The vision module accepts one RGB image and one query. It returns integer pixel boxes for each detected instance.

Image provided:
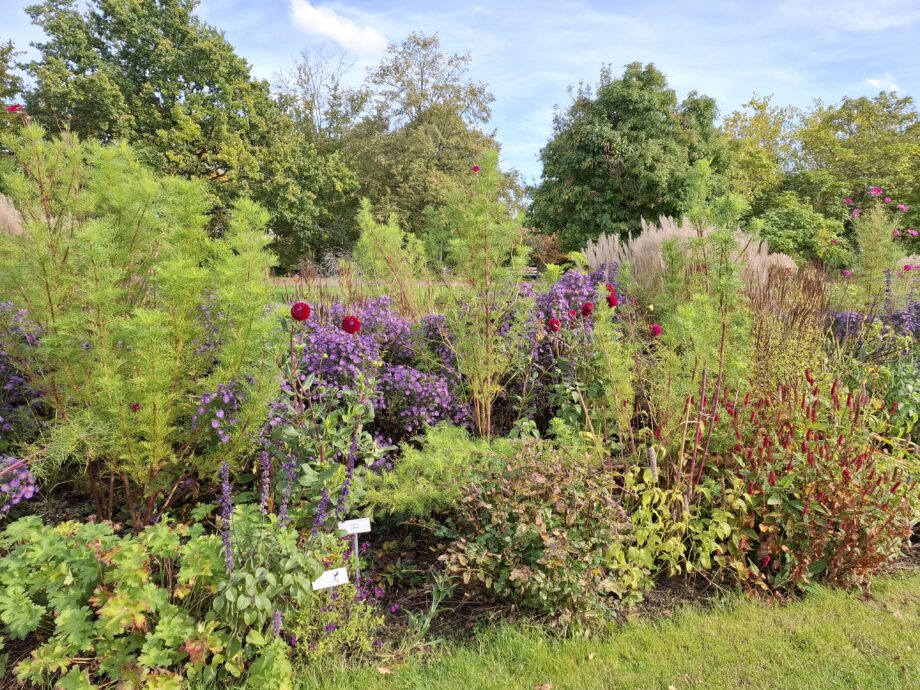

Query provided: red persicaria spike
[807,452,815,467]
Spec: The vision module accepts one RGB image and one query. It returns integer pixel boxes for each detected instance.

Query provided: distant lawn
[297,569,920,690]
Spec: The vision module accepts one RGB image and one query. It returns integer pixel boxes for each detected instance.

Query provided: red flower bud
[546,317,561,333]
[580,301,594,317]
[130,402,141,412]
[606,292,619,308]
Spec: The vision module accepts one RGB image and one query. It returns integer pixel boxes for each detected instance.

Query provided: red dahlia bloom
[471,165,480,172]
[649,323,663,338]
[606,293,619,308]
[547,317,561,333]
[341,315,361,334]
[130,402,141,412]
[605,282,615,294]
[566,309,577,320]
[580,302,594,317]
[5,104,23,113]
[290,301,311,321]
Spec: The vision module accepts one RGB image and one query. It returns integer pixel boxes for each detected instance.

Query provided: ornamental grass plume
[584,217,795,296]
[0,195,24,237]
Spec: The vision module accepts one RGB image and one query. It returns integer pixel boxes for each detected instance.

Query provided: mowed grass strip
[296,570,920,690]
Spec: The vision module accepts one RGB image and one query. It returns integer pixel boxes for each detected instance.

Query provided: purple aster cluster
[288,301,470,444]
[330,297,416,363]
[194,292,224,355]
[0,302,41,449]
[533,265,618,324]
[828,311,875,341]
[377,365,469,437]
[1,456,36,514]
[192,383,241,445]
[296,322,381,401]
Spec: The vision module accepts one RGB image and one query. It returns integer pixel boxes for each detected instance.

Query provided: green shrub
[0,126,277,524]
[444,442,652,632]
[0,509,381,687]
[751,191,848,266]
[362,424,511,519]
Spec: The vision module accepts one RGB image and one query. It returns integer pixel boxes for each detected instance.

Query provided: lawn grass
[296,569,920,690]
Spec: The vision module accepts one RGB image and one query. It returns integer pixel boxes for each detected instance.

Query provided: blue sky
[3,0,920,181]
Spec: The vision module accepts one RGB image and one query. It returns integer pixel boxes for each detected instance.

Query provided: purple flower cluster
[1,456,36,514]
[297,322,381,400]
[533,265,618,324]
[331,297,415,363]
[194,292,224,355]
[378,365,469,436]
[0,302,41,448]
[290,301,469,443]
[192,383,241,444]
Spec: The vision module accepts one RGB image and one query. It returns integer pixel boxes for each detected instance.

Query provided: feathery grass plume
[584,216,795,299]
[0,194,23,236]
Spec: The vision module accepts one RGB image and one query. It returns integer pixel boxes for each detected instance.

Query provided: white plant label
[311,567,349,591]
[338,517,371,535]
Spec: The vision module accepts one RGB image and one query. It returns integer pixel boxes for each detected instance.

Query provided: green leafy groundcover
[298,569,920,690]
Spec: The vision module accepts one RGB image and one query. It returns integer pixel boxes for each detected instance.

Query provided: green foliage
[650,230,753,421]
[853,200,901,307]
[353,199,429,312]
[363,424,511,518]
[0,511,380,687]
[685,158,749,230]
[750,191,848,265]
[795,92,920,211]
[530,62,724,249]
[442,150,530,437]
[0,128,276,522]
[445,442,653,632]
[343,32,504,238]
[20,0,356,267]
[720,95,796,204]
[720,376,917,593]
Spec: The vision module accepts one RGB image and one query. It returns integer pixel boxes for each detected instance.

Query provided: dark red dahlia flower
[341,315,361,334]
[290,301,311,321]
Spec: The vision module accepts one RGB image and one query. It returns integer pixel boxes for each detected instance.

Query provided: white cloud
[864,73,900,91]
[288,0,388,57]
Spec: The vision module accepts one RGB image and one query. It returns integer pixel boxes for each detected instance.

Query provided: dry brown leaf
[377,667,393,675]
[588,652,597,660]
[534,684,553,690]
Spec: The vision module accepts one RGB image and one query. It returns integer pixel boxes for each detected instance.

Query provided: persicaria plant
[720,373,916,592]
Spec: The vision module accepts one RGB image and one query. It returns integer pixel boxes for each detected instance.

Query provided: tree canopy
[529,62,725,250]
